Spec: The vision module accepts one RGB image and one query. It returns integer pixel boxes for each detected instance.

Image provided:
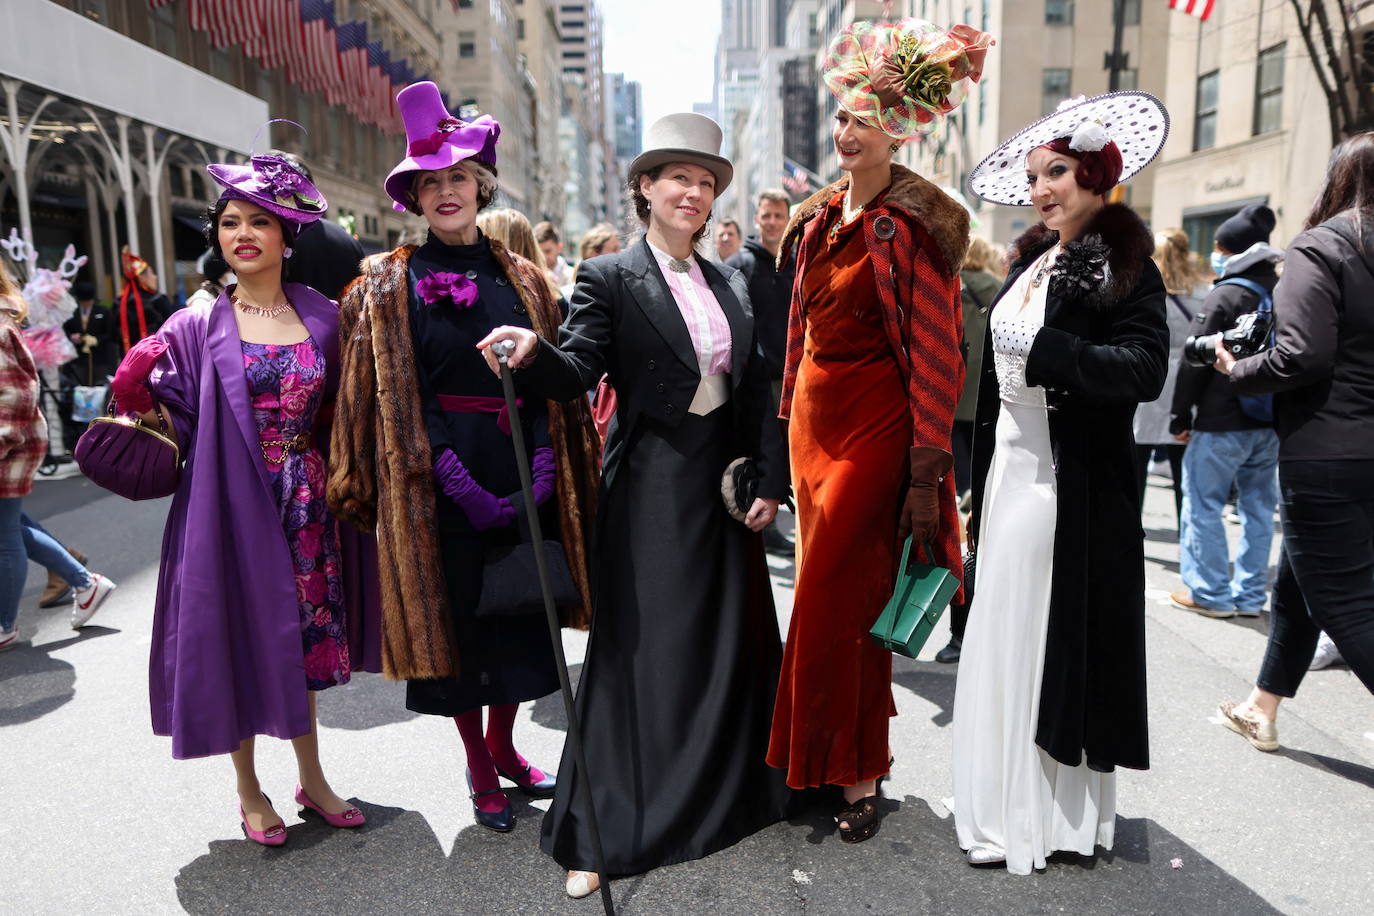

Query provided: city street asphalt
[3,469,1371,915]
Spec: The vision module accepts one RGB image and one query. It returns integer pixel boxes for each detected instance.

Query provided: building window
[1195,70,1219,151]
[457,0,474,7]
[74,0,108,24]
[1116,0,1141,27]
[1041,68,1071,116]
[150,4,177,56]
[1118,68,1138,91]
[1253,42,1285,136]
[517,18,525,40]
[210,46,234,84]
[1046,0,1073,25]
[459,31,476,58]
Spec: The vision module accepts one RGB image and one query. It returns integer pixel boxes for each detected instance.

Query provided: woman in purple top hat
[102,151,382,846]
[327,82,599,834]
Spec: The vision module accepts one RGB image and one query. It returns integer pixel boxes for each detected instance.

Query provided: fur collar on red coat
[327,238,600,681]
[1009,202,1155,311]
[780,163,971,274]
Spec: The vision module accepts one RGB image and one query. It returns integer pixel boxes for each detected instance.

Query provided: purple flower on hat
[254,156,310,203]
[416,271,479,310]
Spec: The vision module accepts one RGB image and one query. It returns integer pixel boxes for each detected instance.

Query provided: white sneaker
[71,574,116,629]
[1309,632,1344,670]
[0,626,19,651]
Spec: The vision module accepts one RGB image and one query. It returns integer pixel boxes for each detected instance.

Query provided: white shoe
[0,626,19,652]
[966,845,1006,866]
[71,574,116,628]
[1309,633,1344,670]
[565,870,600,899]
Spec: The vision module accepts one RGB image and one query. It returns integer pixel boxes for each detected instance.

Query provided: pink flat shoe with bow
[239,796,287,846]
[295,784,366,828]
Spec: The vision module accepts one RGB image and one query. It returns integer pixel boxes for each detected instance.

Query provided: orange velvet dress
[767,192,911,789]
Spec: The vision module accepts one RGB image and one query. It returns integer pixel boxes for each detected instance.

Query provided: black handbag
[474,509,580,618]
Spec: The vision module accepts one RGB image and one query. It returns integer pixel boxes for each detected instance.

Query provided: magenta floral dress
[242,338,349,690]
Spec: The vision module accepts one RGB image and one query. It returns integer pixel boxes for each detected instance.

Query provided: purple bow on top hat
[206,154,327,236]
[384,81,501,213]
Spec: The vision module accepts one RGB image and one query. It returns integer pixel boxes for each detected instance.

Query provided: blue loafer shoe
[496,761,557,799]
[466,771,514,832]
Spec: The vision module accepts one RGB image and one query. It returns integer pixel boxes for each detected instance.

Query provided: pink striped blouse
[647,241,733,377]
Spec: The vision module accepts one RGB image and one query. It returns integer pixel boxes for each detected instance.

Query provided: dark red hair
[1037,137,1124,197]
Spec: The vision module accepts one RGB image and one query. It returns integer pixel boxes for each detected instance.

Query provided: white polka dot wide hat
[968,91,1170,206]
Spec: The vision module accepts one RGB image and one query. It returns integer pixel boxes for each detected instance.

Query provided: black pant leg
[1274,460,1374,696]
[1167,443,1187,524]
[951,420,974,496]
[1255,547,1318,697]
[1133,443,1153,513]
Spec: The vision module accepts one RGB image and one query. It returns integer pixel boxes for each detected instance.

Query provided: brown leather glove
[898,446,953,544]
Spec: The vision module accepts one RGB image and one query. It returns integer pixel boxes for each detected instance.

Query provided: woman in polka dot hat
[951,92,1171,873]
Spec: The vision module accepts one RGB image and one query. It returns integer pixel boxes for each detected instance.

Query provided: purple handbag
[74,405,181,501]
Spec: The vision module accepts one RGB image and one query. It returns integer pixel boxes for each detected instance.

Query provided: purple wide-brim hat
[384,80,500,213]
[206,154,327,236]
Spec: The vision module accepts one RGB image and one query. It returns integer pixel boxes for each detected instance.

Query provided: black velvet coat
[968,203,1168,772]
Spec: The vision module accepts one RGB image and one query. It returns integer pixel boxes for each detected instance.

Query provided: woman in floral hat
[96,149,381,844]
[955,92,1170,872]
[327,81,600,834]
[766,18,992,844]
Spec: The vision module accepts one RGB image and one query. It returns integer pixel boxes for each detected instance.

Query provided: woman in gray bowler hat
[479,111,791,898]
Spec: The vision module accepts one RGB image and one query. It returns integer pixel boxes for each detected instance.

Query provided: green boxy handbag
[868,537,960,659]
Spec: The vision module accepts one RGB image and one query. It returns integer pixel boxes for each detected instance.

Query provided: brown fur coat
[327,239,600,680]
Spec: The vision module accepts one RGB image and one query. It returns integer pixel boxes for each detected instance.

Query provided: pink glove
[531,447,556,505]
[433,449,515,531]
[111,338,168,415]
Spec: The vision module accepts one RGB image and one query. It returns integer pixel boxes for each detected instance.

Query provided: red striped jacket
[778,165,970,595]
[0,313,48,499]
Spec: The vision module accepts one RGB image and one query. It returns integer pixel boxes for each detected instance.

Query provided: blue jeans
[1,497,26,631]
[1180,429,1280,613]
[20,513,91,589]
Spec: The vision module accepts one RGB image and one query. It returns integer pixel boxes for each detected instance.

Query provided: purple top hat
[206,154,327,239]
[384,81,501,213]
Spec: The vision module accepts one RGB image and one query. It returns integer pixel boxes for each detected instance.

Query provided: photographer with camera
[1212,135,1374,749]
[1169,204,1283,618]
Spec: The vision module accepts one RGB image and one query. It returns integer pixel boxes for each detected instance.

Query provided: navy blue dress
[404,232,560,716]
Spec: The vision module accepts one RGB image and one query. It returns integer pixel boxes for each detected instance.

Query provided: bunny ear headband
[2,231,87,285]
[968,91,1170,206]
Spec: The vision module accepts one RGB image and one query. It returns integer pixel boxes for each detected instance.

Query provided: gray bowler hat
[627,112,733,195]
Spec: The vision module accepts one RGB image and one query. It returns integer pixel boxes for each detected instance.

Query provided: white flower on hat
[1056,96,1087,113]
[1069,119,1110,152]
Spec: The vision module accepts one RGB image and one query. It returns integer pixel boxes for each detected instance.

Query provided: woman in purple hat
[327,82,600,833]
[99,151,381,845]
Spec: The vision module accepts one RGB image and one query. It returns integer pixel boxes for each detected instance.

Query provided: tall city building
[516,0,567,223]
[1,0,456,300]
[557,0,617,236]
[607,72,643,167]
[1148,0,1374,254]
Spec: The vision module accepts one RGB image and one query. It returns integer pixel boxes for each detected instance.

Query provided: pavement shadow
[0,626,117,726]
[316,671,418,731]
[1143,526,1180,545]
[174,802,456,914]
[1274,747,1374,791]
[891,658,957,727]
[529,663,580,733]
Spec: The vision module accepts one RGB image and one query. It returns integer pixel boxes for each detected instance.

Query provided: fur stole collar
[780,164,970,273]
[1009,203,1154,310]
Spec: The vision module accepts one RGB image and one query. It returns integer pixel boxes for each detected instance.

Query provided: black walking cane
[493,340,615,915]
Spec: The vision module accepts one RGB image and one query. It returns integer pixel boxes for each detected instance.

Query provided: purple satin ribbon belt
[436,394,522,436]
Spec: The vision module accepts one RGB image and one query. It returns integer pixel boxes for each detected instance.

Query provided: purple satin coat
[145,284,381,759]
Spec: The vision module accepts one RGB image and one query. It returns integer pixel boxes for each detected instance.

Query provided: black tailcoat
[969,203,1168,772]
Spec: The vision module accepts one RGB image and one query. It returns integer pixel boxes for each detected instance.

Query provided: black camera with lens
[1182,309,1274,368]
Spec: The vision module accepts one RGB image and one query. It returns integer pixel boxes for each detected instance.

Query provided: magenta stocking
[485,703,547,783]
[454,709,507,813]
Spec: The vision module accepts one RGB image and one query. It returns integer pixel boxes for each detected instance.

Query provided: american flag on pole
[782,157,820,197]
[182,0,263,49]
[301,0,345,104]
[1169,0,1215,21]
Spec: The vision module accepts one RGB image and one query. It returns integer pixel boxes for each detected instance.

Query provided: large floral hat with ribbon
[969,91,1170,206]
[385,80,501,213]
[821,19,994,140]
[205,153,327,236]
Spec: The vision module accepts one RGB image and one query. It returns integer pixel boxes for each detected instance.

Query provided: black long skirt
[539,405,792,875]
[406,522,561,716]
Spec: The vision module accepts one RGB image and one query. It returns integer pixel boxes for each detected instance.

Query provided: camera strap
[1214,277,1272,319]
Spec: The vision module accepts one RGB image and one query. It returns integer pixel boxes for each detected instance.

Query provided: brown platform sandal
[835,795,881,843]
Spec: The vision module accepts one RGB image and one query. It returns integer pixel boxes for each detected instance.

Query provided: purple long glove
[433,449,515,531]
[531,447,555,505]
